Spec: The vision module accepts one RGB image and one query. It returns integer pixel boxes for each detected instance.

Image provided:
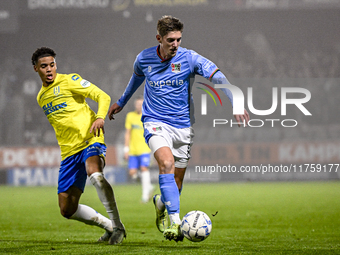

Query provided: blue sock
[159,174,180,215]
[160,182,182,202]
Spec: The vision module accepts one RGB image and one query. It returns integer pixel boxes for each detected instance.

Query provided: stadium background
[0,0,339,186]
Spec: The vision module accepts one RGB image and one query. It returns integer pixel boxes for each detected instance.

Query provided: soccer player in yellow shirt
[32,47,125,245]
[124,97,154,203]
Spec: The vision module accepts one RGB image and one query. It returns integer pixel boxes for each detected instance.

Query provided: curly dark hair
[31,47,56,66]
[157,15,183,37]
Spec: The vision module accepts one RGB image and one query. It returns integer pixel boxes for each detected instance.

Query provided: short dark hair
[31,47,56,66]
[157,15,183,37]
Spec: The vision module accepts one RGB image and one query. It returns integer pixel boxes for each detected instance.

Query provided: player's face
[134,99,143,114]
[34,56,57,87]
[157,30,182,59]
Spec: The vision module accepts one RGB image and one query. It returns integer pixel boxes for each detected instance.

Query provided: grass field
[0,181,339,254]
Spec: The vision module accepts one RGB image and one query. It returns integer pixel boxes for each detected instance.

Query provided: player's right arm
[108,54,145,120]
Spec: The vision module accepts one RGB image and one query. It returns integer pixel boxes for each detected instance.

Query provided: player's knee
[60,210,72,219]
[59,205,77,219]
[159,158,174,174]
[89,172,106,188]
[140,166,149,172]
[129,169,138,175]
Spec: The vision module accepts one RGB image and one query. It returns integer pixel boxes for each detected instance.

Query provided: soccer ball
[181,210,212,242]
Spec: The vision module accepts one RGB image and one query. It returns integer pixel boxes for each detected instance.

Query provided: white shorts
[144,122,194,168]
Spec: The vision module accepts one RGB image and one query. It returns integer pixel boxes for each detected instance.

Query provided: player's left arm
[69,74,111,136]
[191,53,250,127]
[87,86,111,137]
[210,71,250,126]
[108,54,145,120]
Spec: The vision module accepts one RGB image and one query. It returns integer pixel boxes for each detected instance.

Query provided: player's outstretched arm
[211,71,250,127]
[108,72,145,121]
[83,83,111,124]
[90,118,105,137]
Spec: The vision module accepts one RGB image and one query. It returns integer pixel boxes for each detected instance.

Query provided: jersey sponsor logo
[171,63,181,73]
[152,126,162,132]
[71,75,80,81]
[149,79,184,88]
[86,145,104,156]
[53,86,60,96]
[80,79,90,88]
[42,101,67,116]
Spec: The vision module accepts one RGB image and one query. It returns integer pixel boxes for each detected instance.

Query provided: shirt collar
[157,45,173,63]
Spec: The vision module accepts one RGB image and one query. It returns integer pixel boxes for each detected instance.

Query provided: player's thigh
[173,127,194,169]
[58,152,87,195]
[85,155,104,176]
[129,168,138,176]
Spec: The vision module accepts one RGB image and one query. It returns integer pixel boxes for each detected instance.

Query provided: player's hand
[90,118,105,137]
[234,109,250,127]
[108,103,123,120]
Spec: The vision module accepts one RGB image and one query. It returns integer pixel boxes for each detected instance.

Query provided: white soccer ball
[181,210,212,242]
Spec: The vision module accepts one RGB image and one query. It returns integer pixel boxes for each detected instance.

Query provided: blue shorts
[58,143,106,194]
[128,153,150,169]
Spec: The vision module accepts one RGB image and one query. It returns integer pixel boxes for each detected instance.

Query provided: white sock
[156,195,165,211]
[141,171,152,202]
[70,204,113,232]
[169,213,181,225]
[90,172,123,229]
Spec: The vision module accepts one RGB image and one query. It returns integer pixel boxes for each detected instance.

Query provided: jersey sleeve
[210,71,233,107]
[187,50,219,80]
[133,53,145,76]
[67,74,111,119]
[187,51,233,107]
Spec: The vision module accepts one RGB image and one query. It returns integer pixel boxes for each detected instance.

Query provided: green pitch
[0,182,339,254]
